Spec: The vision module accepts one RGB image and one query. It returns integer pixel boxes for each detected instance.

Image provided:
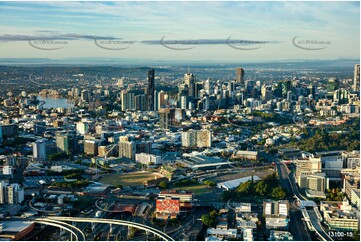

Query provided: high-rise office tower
[33,139,47,161]
[354,64,360,93]
[7,183,24,205]
[158,108,176,129]
[84,140,99,155]
[195,82,203,98]
[228,81,236,92]
[147,69,155,111]
[178,83,189,103]
[76,121,90,135]
[154,90,159,111]
[204,79,211,94]
[180,96,188,110]
[56,131,78,155]
[261,84,273,102]
[117,77,125,88]
[121,91,135,111]
[81,90,89,102]
[281,80,291,97]
[135,94,146,111]
[236,67,245,84]
[158,90,167,110]
[308,84,316,98]
[34,121,47,136]
[184,73,196,98]
[118,138,151,160]
[0,181,6,204]
[327,78,339,93]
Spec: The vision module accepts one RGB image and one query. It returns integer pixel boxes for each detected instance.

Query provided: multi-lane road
[274,158,312,241]
[275,158,333,241]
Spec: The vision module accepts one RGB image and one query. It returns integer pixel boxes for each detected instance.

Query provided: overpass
[44,216,174,241]
[34,218,86,241]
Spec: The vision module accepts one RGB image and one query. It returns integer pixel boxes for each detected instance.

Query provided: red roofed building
[156,199,180,214]
[155,190,193,219]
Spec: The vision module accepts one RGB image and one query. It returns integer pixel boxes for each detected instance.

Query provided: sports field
[174,184,211,195]
[99,172,163,186]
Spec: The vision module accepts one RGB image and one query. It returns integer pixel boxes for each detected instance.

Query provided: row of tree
[50,179,90,189]
[288,126,360,152]
[223,173,287,201]
[201,210,218,227]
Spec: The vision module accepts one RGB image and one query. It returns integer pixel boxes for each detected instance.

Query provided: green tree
[201,210,218,227]
[159,181,168,189]
[255,180,268,196]
[271,186,287,199]
[236,180,253,195]
[204,180,217,188]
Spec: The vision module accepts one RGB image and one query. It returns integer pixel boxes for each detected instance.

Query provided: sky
[0,1,359,63]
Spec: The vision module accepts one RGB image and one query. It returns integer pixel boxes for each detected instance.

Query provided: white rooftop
[217,176,261,190]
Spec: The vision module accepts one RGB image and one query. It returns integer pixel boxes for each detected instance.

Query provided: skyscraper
[135,94,146,111]
[7,183,24,205]
[121,91,135,111]
[236,67,245,84]
[117,77,125,88]
[147,69,155,111]
[33,139,47,161]
[158,90,167,110]
[184,73,196,98]
[281,80,291,97]
[158,108,175,129]
[204,79,211,94]
[354,64,360,93]
[56,131,77,155]
[0,181,6,204]
[327,78,339,93]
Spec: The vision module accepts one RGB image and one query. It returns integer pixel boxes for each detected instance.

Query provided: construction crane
[95,143,119,174]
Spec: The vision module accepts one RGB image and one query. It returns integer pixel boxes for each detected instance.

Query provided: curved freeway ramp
[35,218,86,241]
[45,216,174,241]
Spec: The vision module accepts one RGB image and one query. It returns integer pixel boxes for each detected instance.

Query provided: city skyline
[0,1,360,241]
[0,1,360,62]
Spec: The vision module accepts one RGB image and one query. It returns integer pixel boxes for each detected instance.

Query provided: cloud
[142,38,282,45]
[0,33,121,42]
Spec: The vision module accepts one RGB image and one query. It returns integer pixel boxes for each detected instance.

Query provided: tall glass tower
[147,69,155,111]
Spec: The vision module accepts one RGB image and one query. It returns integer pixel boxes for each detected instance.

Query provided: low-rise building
[342,151,360,169]
[0,221,34,240]
[233,150,258,160]
[206,228,238,240]
[278,148,300,159]
[269,230,294,241]
[155,190,193,219]
[242,228,253,241]
[263,200,290,230]
[320,199,359,231]
[217,176,260,191]
[234,203,252,213]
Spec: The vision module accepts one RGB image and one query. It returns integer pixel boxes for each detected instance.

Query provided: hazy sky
[0,1,359,62]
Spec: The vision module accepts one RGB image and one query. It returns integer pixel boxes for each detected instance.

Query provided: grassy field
[99,172,163,186]
[174,184,224,202]
[211,168,275,183]
[174,184,212,195]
